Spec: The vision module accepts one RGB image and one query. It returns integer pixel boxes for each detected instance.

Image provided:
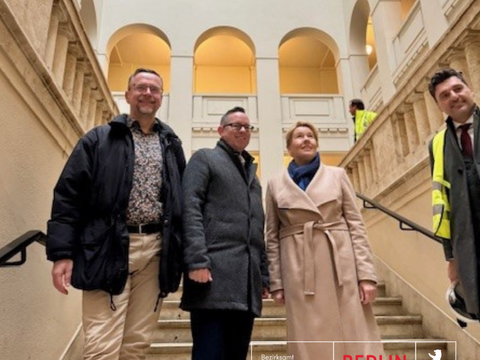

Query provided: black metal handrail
[357,192,442,244]
[0,230,47,267]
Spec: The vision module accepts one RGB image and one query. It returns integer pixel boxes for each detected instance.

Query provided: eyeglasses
[132,84,163,95]
[223,123,254,131]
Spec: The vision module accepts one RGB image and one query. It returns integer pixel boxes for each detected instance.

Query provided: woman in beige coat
[266,121,384,360]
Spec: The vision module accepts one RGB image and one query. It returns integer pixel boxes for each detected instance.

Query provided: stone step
[152,318,285,343]
[164,282,387,303]
[153,315,424,343]
[372,297,405,316]
[159,295,405,320]
[375,315,424,339]
[149,282,445,360]
[147,340,449,360]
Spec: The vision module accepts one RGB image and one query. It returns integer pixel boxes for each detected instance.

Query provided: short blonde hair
[285,121,319,149]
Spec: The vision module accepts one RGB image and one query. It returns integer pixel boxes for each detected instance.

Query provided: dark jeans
[190,309,255,360]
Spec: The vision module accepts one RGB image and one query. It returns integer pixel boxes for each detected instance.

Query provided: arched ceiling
[279,37,335,67]
[195,35,254,66]
[110,33,170,65]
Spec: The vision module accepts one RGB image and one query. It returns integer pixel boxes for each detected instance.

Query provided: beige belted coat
[266,164,384,360]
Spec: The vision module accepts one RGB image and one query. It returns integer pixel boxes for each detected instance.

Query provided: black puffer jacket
[46,114,185,297]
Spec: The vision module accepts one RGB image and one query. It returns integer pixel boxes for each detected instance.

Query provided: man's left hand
[262,287,269,299]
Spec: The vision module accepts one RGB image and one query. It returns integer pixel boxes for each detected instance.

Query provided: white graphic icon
[428,349,442,359]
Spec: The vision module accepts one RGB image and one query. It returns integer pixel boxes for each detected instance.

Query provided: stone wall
[0,0,116,359]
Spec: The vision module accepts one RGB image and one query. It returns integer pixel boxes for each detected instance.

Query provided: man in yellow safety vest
[349,98,377,142]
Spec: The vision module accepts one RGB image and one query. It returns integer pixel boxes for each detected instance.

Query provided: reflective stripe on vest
[432,128,451,239]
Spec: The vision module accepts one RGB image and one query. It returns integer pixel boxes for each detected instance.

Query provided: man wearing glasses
[181,107,269,360]
[46,68,185,359]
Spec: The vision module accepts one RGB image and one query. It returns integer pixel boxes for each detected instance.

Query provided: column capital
[58,23,75,41]
[406,91,426,104]
[459,30,480,47]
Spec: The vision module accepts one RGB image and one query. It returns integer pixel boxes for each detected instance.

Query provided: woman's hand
[271,289,285,305]
[358,280,377,305]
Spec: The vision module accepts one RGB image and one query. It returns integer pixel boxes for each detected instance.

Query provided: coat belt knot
[279,220,348,295]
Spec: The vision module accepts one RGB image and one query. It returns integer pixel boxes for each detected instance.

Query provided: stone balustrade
[340,0,480,203]
[0,0,117,151]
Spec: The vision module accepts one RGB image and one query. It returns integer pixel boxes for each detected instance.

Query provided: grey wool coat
[180,139,269,317]
[428,107,480,315]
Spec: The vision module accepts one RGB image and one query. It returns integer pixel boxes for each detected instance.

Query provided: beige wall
[0,59,82,360]
[279,68,339,94]
[0,0,117,358]
[195,66,256,93]
[362,167,480,357]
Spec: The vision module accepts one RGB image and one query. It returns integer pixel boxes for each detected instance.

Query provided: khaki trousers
[82,233,162,360]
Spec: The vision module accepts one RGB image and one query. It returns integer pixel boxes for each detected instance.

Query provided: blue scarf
[288,153,320,191]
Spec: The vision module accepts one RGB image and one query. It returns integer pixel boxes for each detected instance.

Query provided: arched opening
[106,25,171,92]
[194,27,256,93]
[350,0,377,72]
[278,28,345,166]
[278,28,340,94]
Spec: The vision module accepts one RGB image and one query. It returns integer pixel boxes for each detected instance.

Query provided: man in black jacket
[46,68,185,359]
[181,107,269,360]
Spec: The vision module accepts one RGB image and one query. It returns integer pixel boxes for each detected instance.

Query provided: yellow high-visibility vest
[355,110,377,139]
[431,128,451,239]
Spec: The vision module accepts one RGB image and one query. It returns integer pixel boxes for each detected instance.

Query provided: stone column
[410,93,430,145]
[449,49,470,82]
[256,56,284,186]
[369,0,403,102]
[44,7,60,69]
[72,61,86,115]
[80,75,92,127]
[95,51,110,77]
[350,164,360,192]
[403,104,419,152]
[357,160,367,194]
[52,25,72,85]
[102,109,111,125]
[423,89,444,132]
[169,54,194,157]
[391,112,408,158]
[464,33,480,102]
[363,149,374,185]
[86,90,99,130]
[95,101,105,126]
[368,144,378,184]
[63,45,79,101]
[347,54,370,100]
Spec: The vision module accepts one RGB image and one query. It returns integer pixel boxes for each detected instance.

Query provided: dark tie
[459,123,473,158]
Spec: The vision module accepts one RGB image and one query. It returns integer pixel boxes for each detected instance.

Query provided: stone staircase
[146,283,451,360]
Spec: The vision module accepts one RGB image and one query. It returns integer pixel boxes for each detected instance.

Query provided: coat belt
[279,220,349,295]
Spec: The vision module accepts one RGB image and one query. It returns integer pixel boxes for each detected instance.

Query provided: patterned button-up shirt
[126,118,163,225]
